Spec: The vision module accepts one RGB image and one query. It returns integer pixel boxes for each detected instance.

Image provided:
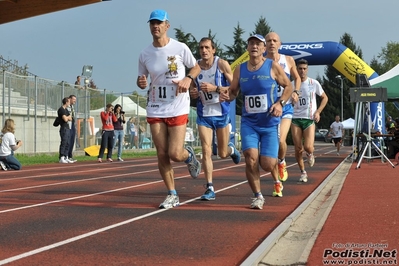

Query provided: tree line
[173,16,399,130]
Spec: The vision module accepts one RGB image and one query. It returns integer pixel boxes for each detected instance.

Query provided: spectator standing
[0,119,23,170]
[58,97,73,163]
[113,104,126,161]
[67,95,77,162]
[98,103,117,163]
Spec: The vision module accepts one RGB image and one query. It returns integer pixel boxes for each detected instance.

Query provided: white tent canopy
[90,96,146,116]
[342,118,355,129]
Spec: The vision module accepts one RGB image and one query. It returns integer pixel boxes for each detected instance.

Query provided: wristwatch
[280,99,286,107]
[216,86,221,94]
[186,74,194,80]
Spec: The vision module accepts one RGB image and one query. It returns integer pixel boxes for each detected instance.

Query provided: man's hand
[218,89,230,102]
[270,103,283,117]
[200,82,216,92]
[189,87,199,99]
[172,77,191,96]
[137,75,148,89]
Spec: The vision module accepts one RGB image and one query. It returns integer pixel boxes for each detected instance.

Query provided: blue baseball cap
[247,34,266,44]
[148,9,169,22]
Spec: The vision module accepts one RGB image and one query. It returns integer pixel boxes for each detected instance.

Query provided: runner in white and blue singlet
[265,32,301,188]
[190,37,240,201]
[219,34,293,210]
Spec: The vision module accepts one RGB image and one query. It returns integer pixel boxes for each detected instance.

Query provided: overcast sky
[1,0,398,95]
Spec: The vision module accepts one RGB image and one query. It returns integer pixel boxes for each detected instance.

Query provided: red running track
[0,144,346,265]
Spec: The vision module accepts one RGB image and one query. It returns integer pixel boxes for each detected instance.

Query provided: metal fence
[0,70,153,154]
[0,70,242,155]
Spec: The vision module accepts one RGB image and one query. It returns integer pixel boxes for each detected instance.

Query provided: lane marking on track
[0,163,245,213]
[0,146,344,264]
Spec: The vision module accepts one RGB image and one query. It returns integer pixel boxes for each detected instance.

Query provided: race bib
[149,85,176,103]
[199,91,220,106]
[244,94,268,113]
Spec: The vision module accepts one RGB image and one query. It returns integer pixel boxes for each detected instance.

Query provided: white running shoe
[250,197,265,210]
[186,146,201,179]
[307,153,315,167]
[159,194,180,209]
[59,156,68,164]
[0,161,8,171]
[299,171,308,183]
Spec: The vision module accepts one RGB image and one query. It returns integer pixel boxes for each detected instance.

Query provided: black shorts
[332,137,342,144]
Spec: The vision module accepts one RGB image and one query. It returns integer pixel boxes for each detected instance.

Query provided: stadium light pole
[336,75,344,121]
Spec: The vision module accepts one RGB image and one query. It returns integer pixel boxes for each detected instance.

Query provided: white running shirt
[293,78,325,119]
[277,54,290,97]
[330,121,344,138]
[138,38,197,118]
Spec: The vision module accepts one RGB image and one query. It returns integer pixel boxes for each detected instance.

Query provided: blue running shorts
[241,122,279,158]
[197,115,230,130]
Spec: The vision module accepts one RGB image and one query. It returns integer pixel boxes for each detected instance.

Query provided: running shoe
[272,182,283,197]
[0,161,7,171]
[118,157,124,161]
[200,188,215,201]
[336,152,340,156]
[307,153,315,167]
[186,146,201,179]
[98,158,102,163]
[228,142,241,164]
[250,197,265,210]
[66,157,75,163]
[278,161,288,182]
[299,171,308,183]
[107,158,113,162]
[59,156,68,164]
[159,194,180,209]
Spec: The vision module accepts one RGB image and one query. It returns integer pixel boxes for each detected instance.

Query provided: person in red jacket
[98,103,117,162]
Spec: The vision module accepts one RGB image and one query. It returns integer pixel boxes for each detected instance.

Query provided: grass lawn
[15,149,158,166]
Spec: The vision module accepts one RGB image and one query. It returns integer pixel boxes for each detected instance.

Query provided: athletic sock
[168,190,177,195]
[254,192,263,198]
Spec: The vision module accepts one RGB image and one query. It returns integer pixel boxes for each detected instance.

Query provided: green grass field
[15,150,158,166]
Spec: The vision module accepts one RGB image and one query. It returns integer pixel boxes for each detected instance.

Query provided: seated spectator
[0,119,23,170]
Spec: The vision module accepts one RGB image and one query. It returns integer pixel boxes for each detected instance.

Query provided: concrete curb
[241,159,351,266]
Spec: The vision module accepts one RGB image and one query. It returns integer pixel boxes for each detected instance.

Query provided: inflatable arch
[229,41,385,134]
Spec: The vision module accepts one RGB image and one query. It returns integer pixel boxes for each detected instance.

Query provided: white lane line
[0,160,158,182]
[0,164,243,213]
[0,168,250,265]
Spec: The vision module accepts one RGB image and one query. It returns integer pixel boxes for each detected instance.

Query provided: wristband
[216,86,221,94]
[293,90,299,95]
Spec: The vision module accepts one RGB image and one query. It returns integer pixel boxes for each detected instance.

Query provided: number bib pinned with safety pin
[244,94,268,113]
[149,85,176,103]
[199,91,220,106]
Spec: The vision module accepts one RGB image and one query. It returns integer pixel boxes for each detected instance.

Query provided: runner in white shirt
[189,37,240,201]
[329,115,345,155]
[265,32,301,194]
[291,59,328,182]
[136,9,201,209]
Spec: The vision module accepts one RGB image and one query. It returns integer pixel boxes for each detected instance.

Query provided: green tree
[224,23,247,115]
[224,22,247,64]
[251,16,273,37]
[370,41,399,119]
